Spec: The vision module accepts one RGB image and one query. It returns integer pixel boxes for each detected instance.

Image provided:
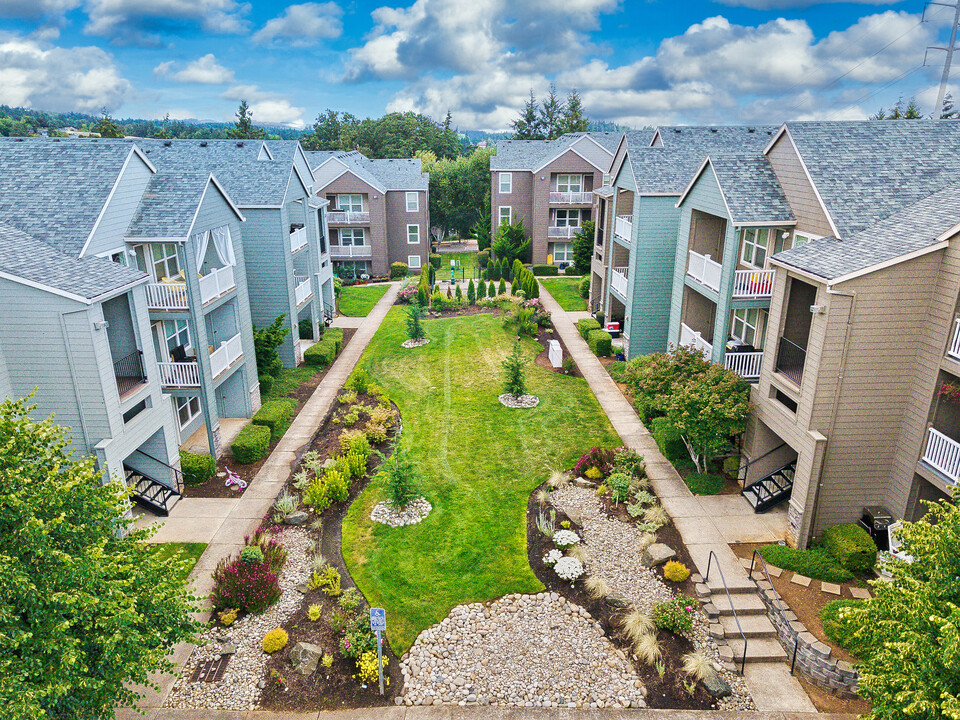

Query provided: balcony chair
[171,344,196,364]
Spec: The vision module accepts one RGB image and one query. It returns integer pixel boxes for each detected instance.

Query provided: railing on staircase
[704,550,749,675]
[736,442,787,485]
[132,448,185,494]
[748,549,801,675]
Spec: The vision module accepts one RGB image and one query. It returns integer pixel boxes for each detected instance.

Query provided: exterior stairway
[742,460,795,513]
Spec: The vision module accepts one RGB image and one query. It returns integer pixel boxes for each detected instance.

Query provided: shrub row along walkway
[134,282,401,710]
[537,287,815,714]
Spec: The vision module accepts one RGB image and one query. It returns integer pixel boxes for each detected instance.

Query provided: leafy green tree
[572,219,595,274]
[419,148,494,242]
[467,279,476,304]
[512,90,545,140]
[491,219,531,265]
[872,96,923,120]
[94,110,123,138]
[472,206,492,251]
[232,100,268,139]
[378,444,423,509]
[0,396,200,719]
[253,314,289,378]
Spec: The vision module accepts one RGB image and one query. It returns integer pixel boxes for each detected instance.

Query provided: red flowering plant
[939,380,960,403]
[573,447,616,479]
[211,557,281,614]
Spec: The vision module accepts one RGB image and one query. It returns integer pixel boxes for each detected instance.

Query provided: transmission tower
[926,0,960,116]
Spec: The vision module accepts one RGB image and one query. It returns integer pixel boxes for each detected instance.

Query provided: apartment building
[490,132,621,266]
[306,151,429,277]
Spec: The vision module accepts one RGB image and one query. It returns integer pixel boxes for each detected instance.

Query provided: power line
[826,64,928,119]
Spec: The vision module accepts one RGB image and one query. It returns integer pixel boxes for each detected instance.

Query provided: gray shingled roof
[0,138,138,256]
[127,172,211,238]
[704,153,795,225]
[0,222,146,299]
[306,150,427,191]
[774,183,960,281]
[782,120,960,238]
[490,132,620,171]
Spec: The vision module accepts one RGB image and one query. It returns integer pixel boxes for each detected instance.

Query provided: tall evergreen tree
[540,84,564,140]
[511,91,544,140]
[561,90,590,134]
[942,92,958,119]
[231,100,267,139]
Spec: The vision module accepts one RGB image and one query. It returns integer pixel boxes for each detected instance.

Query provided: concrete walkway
[538,288,814,714]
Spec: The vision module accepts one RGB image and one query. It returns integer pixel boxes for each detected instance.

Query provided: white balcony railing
[157,362,200,388]
[548,225,581,238]
[330,244,372,258]
[949,318,960,361]
[549,191,593,204]
[290,227,308,253]
[327,210,370,224]
[679,322,713,359]
[732,269,774,298]
[198,265,236,305]
[210,333,244,379]
[687,250,722,293]
[922,427,960,485]
[146,282,189,310]
[724,351,764,381]
[611,266,628,297]
[614,215,633,243]
[295,275,312,305]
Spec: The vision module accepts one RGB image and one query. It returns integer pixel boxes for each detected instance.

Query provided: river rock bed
[370,497,432,527]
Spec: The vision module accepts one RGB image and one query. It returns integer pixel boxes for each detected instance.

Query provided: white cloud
[154,53,234,84]
[0,32,132,112]
[220,84,305,128]
[252,2,343,46]
[717,0,900,8]
[83,0,250,45]
[0,0,80,17]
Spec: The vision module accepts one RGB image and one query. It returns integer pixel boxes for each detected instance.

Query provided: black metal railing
[775,336,806,385]
[704,550,749,675]
[737,441,788,485]
[113,350,147,396]
[132,448,185,494]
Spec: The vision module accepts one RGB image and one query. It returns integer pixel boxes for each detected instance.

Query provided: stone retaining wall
[755,581,859,697]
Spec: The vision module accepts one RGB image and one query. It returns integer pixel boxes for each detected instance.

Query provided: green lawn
[541,277,587,312]
[442,251,480,280]
[149,542,207,582]
[338,283,391,316]
[260,364,320,403]
[342,310,620,653]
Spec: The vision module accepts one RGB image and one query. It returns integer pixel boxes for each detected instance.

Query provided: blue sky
[0,0,956,130]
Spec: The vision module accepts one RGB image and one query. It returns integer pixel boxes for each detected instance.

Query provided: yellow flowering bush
[354,650,389,686]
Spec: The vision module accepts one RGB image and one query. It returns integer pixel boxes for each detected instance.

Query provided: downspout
[59,308,93,451]
[804,286,857,543]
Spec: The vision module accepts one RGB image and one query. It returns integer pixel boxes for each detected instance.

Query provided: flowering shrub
[245,530,288,573]
[354,650,390,686]
[553,529,580,548]
[522,297,551,327]
[574,447,615,478]
[554,556,584,581]
[211,557,282,613]
[543,549,563,565]
[397,284,418,304]
[653,596,695,633]
[340,613,377,659]
[940,380,960,403]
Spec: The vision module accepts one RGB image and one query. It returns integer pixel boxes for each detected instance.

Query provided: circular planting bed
[370,497,432,527]
[401,339,430,349]
[498,393,540,409]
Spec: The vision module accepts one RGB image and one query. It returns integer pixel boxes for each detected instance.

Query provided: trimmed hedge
[564,266,582,276]
[303,327,344,368]
[298,318,313,341]
[231,424,271,464]
[258,374,274,396]
[180,451,215,486]
[429,253,442,269]
[822,524,878,574]
[650,416,687,464]
[531,264,560,276]
[757,544,854,583]
[252,399,297,441]
[390,262,408,279]
[819,599,866,657]
[578,275,590,299]
[587,329,612,357]
[577,317,601,340]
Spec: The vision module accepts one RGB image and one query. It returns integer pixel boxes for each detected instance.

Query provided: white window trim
[152,242,180,282]
[556,174,583,193]
[792,231,821,248]
[407,224,421,244]
[498,206,512,225]
[731,308,765,349]
[408,255,422,269]
[553,209,581,227]
[406,192,419,212]
[164,319,192,355]
[337,194,363,212]
[340,228,365,246]
[499,172,512,194]
[176,396,201,430]
[740,228,770,270]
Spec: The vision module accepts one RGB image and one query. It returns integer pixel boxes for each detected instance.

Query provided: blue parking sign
[370,607,386,632]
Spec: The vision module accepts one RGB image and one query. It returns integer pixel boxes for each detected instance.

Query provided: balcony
[687,250,722,293]
[210,333,243,379]
[680,322,713,359]
[157,332,243,388]
[327,210,370,224]
[550,191,593,204]
[732,269,774,299]
[614,215,632,244]
[724,351,764,381]
[114,350,147,397]
[290,227,308,253]
[775,336,806,386]
[295,275,313,306]
[922,427,960,485]
[611,266,628,297]
[330,244,372,258]
[548,225,581,238]
[145,265,236,311]
[198,266,236,305]
[949,318,960,361]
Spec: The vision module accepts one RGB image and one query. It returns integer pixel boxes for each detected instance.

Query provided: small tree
[491,219,530,266]
[455,283,463,301]
[501,341,529,398]
[406,301,426,342]
[473,206,492,251]
[253,314,289,379]
[497,278,507,295]
[232,100,268,139]
[573,220,595,274]
[94,110,123,138]
[379,444,423,509]
[477,278,486,301]
[467,279,476,304]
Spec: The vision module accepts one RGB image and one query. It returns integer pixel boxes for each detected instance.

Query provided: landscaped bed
[339,283,391,316]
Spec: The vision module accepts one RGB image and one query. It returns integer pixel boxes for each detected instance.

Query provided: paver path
[539,287,815,714]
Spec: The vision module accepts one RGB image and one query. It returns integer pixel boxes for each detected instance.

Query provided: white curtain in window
[194,231,210,268]
[211,226,237,266]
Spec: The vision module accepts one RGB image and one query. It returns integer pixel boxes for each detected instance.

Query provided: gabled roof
[678,153,795,226]
[126,173,243,239]
[489,132,621,172]
[0,222,146,301]
[306,150,428,192]
[0,138,149,257]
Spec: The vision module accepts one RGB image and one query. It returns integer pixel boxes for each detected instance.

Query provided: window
[164,319,191,355]
[407,225,421,244]
[792,231,820,249]
[339,228,365,246]
[107,248,129,267]
[176,396,201,429]
[152,243,180,281]
[337,194,363,212]
[730,308,765,348]
[498,206,512,225]
[740,228,771,268]
[555,174,583,192]
[549,242,573,265]
[553,209,581,227]
[406,192,419,212]
[408,255,422,269]
[335,260,370,279]
[499,172,512,194]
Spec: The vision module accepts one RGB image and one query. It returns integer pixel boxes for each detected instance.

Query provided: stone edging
[754,580,859,697]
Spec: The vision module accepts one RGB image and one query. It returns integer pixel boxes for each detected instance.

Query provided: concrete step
[710,592,768,616]
[720,613,776,638]
[727,637,788,663]
[705,575,757,594]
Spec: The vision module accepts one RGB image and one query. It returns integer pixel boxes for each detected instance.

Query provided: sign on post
[369,608,386,695]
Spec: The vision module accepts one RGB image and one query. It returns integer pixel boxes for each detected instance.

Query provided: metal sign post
[370,607,386,695]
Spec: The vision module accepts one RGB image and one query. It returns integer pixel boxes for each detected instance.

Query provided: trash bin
[859,505,893,551]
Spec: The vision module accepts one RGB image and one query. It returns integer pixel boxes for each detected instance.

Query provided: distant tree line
[871,93,960,120]
[299,109,466,159]
[511,85,590,140]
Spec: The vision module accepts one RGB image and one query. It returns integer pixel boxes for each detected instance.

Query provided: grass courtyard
[338,283,391,316]
[540,277,587,312]
[149,542,207,582]
[341,309,620,652]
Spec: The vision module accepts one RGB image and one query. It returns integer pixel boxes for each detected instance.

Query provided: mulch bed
[526,485,719,711]
[184,328,357,499]
[533,326,581,378]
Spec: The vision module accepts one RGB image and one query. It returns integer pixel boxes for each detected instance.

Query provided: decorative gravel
[371,497,432,527]
[399,593,647,708]
[498,393,540,409]
[401,339,430,349]
[550,485,755,711]
[164,528,313,711]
